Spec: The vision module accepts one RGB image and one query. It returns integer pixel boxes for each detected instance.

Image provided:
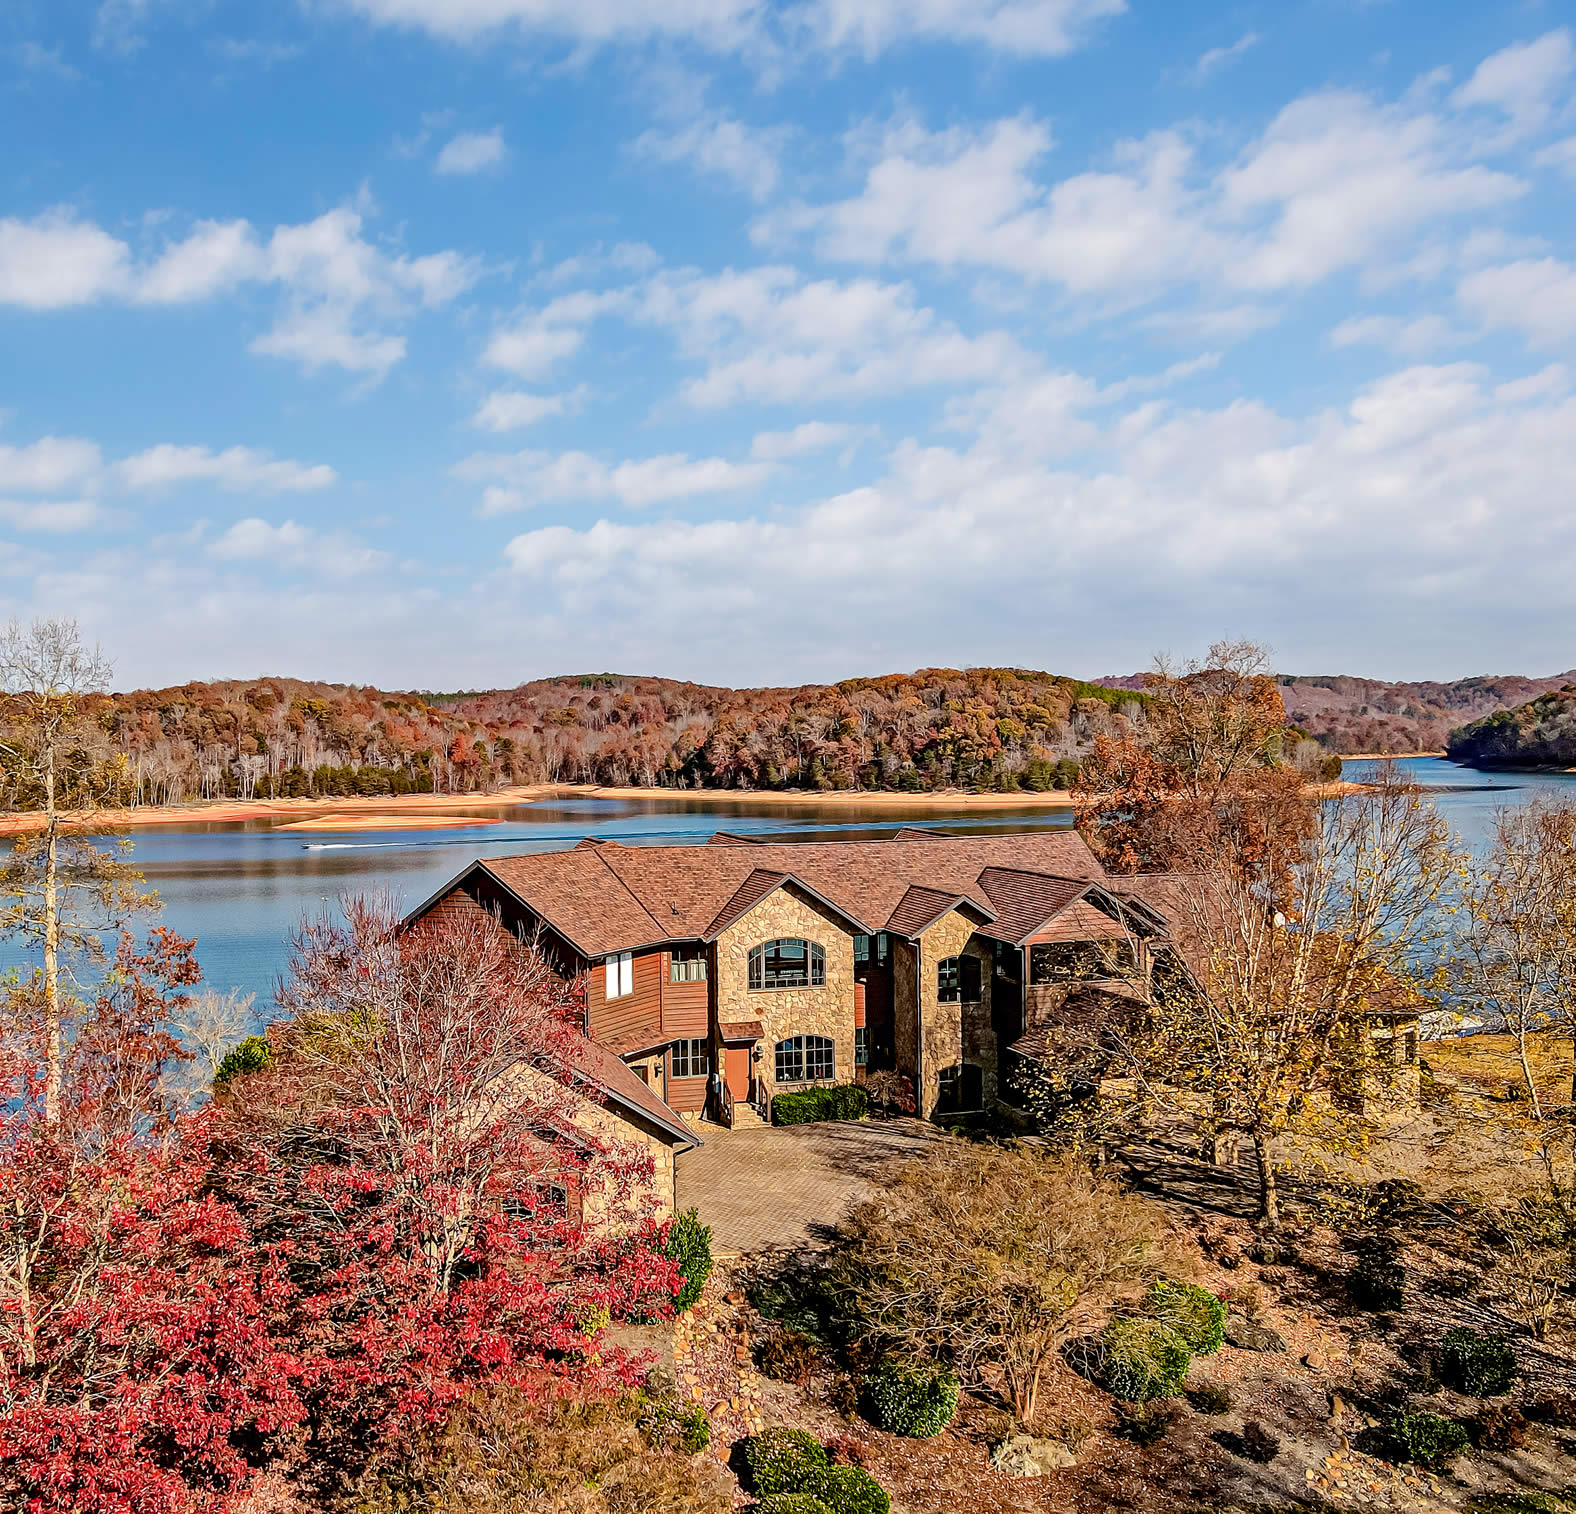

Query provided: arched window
[775,1035,835,1084]
[937,955,981,1003]
[749,938,825,990]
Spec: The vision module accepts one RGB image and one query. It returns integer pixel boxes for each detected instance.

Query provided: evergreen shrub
[1144,1280,1226,1355]
[665,1208,713,1313]
[1100,1318,1192,1402]
[1392,1411,1470,1469]
[214,1034,270,1089]
[860,1362,960,1437]
[745,1429,828,1495]
[772,1085,870,1126]
[754,1497,833,1514]
[1441,1328,1518,1398]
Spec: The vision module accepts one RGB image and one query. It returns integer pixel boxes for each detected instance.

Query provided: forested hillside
[5,668,1158,809]
[1446,685,1576,768]
[1100,670,1576,754]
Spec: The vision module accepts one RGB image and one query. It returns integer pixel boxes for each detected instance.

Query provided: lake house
[406,828,1196,1151]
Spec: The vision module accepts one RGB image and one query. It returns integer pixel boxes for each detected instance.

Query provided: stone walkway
[675,1116,945,1255]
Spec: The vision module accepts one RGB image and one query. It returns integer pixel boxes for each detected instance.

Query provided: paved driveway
[675,1117,946,1256]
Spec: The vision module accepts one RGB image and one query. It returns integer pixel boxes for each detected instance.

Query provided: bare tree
[0,617,153,1126]
[165,987,257,1107]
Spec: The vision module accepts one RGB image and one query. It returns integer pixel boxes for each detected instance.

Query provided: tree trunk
[1252,1129,1279,1225]
[42,740,61,1128]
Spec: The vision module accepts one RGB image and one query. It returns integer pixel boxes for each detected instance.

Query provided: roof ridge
[591,847,673,945]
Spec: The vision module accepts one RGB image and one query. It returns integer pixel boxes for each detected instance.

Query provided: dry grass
[1426,1032,1574,1104]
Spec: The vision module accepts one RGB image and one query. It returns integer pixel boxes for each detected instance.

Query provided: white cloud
[0,211,133,310]
[1452,30,1574,144]
[471,388,586,431]
[0,499,105,532]
[1188,31,1258,85]
[750,421,872,460]
[0,204,479,380]
[336,0,1123,58]
[455,448,773,510]
[635,264,1030,406]
[1538,137,1576,177]
[633,115,789,201]
[1459,258,1576,348]
[0,437,103,493]
[115,445,338,493]
[15,42,81,80]
[1328,313,1469,356]
[208,517,389,577]
[436,128,509,175]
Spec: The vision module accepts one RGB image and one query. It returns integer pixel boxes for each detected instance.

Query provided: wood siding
[587,948,664,1045]
[660,950,710,1038]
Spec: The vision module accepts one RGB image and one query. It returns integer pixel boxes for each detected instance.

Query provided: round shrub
[816,1465,890,1514]
[1392,1411,1470,1470]
[1349,1239,1405,1311]
[1144,1280,1226,1355]
[746,1428,828,1496]
[1440,1327,1518,1398]
[638,1394,710,1455]
[214,1034,270,1090]
[664,1208,713,1313]
[861,1362,960,1438]
[1100,1318,1192,1403]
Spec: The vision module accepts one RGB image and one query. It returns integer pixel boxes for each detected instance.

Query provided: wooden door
[725,1044,751,1101]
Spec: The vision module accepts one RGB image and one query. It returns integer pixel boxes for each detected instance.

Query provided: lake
[21,757,1576,1015]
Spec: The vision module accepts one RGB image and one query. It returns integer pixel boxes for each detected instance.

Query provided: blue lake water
[16,756,1576,1017]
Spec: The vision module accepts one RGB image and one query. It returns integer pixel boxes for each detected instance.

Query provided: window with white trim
[854,1027,868,1067]
[671,1038,710,1079]
[604,951,633,1000]
[669,946,708,983]
[775,1034,834,1083]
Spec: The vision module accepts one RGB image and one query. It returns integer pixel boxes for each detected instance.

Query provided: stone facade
[574,1093,679,1222]
[914,909,994,1118]
[714,885,858,1094]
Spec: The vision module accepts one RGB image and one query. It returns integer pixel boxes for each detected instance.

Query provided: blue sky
[3,0,1574,690]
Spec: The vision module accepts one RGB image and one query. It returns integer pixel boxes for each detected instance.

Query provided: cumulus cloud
[1187,31,1258,84]
[0,499,106,532]
[455,447,774,510]
[208,517,388,576]
[1458,258,1576,348]
[0,437,103,493]
[750,421,873,460]
[1329,314,1470,356]
[0,204,479,380]
[115,445,338,493]
[436,128,508,175]
[1452,30,1574,144]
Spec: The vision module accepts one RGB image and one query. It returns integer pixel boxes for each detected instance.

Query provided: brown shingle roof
[707,831,765,845]
[474,831,1105,957]
[974,868,1091,944]
[886,885,989,938]
[569,1035,698,1148]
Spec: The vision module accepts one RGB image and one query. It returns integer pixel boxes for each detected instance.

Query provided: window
[937,955,981,1003]
[669,947,708,983]
[671,1038,710,1079]
[749,938,825,990]
[775,1034,834,1083]
[854,1027,868,1067]
[936,1063,984,1114]
[604,951,633,999]
[853,932,891,969]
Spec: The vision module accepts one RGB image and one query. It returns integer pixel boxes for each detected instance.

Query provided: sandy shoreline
[0,782,1083,836]
[1340,750,1446,761]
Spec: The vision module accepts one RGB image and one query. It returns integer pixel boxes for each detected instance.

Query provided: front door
[725,1044,751,1101]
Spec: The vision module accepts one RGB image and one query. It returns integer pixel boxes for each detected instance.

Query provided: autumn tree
[1085,771,1454,1223]
[0,617,155,1126]
[831,1144,1177,1422]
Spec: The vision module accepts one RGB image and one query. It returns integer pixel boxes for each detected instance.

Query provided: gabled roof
[973,868,1091,945]
[891,826,950,842]
[707,830,765,846]
[886,885,994,938]
[426,830,1106,959]
[704,867,873,940]
[569,1035,699,1149]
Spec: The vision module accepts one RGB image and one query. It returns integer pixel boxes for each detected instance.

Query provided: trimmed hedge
[1441,1327,1518,1398]
[1392,1411,1470,1469]
[665,1208,714,1313]
[746,1428,827,1495]
[754,1498,833,1514]
[1144,1280,1226,1355]
[1100,1318,1192,1403]
[818,1466,890,1514]
[773,1085,870,1126]
[860,1363,959,1438]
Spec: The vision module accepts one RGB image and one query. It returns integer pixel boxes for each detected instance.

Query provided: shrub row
[745,1428,890,1514]
[772,1085,870,1126]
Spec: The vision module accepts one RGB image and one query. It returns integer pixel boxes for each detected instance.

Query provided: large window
[749,938,826,990]
[775,1034,834,1084]
[604,951,633,1000]
[853,932,891,969]
[669,947,708,983]
[937,954,982,1003]
[671,1038,710,1079]
[937,1063,984,1114]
